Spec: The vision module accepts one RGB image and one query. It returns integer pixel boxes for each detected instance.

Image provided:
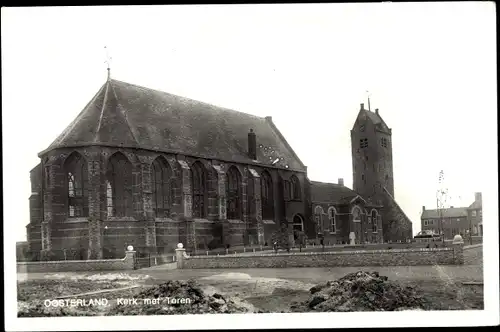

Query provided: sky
[2,3,497,243]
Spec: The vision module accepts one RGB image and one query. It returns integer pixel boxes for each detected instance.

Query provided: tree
[436,170,449,243]
[294,229,307,252]
[271,222,291,253]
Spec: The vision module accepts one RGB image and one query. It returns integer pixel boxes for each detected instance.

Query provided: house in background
[420,206,468,240]
[421,192,483,240]
[467,192,483,236]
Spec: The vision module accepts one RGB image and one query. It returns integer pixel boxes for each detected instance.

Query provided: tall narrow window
[290,175,301,200]
[226,166,241,220]
[314,206,324,234]
[106,153,133,218]
[261,171,274,220]
[283,180,291,201]
[64,152,88,218]
[106,180,113,217]
[352,206,362,222]
[328,207,337,233]
[152,157,172,218]
[191,162,206,218]
[381,137,388,148]
[371,210,378,232]
[247,170,255,221]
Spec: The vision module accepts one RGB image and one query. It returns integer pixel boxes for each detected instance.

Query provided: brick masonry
[28,147,310,258]
[178,244,464,269]
[17,250,137,273]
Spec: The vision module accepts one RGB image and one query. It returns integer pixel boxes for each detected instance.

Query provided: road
[18,246,483,284]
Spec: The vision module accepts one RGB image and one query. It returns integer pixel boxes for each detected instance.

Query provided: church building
[27,76,413,259]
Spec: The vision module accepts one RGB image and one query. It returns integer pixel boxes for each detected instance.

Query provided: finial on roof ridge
[104,46,112,82]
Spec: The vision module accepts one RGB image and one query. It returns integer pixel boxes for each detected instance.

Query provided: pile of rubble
[290,271,426,312]
[108,280,251,315]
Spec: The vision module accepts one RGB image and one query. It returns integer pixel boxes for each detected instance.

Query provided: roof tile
[421,207,468,219]
[41,80,305,170]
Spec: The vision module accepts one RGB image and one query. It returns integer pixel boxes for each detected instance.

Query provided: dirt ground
[17,247,484,315]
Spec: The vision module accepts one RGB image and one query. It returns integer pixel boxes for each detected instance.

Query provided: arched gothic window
[328,207,337,233]
[152,157,172,218]
[314,206,324,234]
[261,171,274,220]
[246,169,255,221]
[191,162,206,218]
[65,152,88,217]
[290,175,301,200]
[352,206,362,222]
[226,166,241,220]
[106,153,133,218]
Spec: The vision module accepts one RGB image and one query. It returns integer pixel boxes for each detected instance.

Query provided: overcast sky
[2,3,497,242]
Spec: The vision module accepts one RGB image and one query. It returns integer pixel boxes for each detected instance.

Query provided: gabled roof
[30,163,41,174]
[310,181,357,203]
[351,104,391,133]
[39,79,306,171]
[421,207,468,219]
[383,186,413,225]
[310,181,377,206]
[468,200,482,210]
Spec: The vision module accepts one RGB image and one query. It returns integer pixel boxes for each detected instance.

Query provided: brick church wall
[382,191,413,242]
[28,145,309,257]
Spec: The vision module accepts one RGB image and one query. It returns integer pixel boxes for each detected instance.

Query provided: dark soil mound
[108,279,251,315]
[290,271,426,312]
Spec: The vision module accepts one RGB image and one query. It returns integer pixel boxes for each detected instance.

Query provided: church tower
[350,103,394,206]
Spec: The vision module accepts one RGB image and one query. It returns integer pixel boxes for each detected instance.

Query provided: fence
[175,243,465,269]
[17,250,137,273]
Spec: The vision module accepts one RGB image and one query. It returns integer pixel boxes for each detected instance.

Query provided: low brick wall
[177,245,464,269]
[17,251,136,273]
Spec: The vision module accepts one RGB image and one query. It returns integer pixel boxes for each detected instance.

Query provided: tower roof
[352,104,391,133]
[39,79,306,171]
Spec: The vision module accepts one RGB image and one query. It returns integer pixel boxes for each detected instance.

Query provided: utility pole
[436,170,449,243]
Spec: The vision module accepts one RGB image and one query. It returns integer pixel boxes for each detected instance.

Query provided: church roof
[310,181,373,205]
[468,200,482,210]
[421,207,468,219]
[39,79,306,171]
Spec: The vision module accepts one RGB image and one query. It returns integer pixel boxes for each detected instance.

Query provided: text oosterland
[44,297,192,307]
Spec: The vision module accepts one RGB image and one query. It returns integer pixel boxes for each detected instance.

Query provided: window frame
[261,171,274,220]
[328,207,337,234]
[106,152,134,218]
[314,206,324,234]
[226,166,241,220]
[371,209,378,233]
[151,157,173,219]
[352,206,362,223]
[64,153,88,218]
[191,161,207,219]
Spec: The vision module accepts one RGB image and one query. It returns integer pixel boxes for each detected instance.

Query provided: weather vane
[104,46,112,80]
